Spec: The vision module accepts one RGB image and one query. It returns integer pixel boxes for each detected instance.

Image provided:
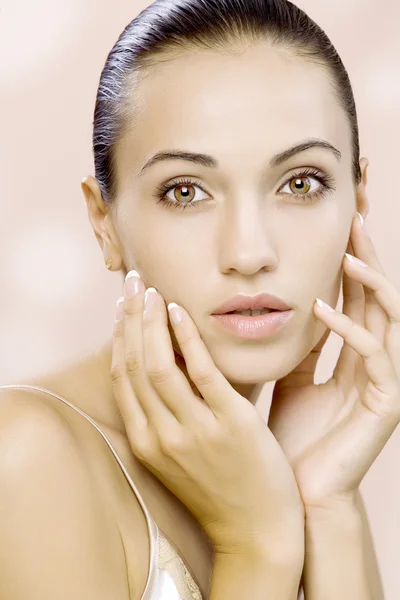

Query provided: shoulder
[0,384,104,528]
[0,385,78,466]
[0,386,131,599]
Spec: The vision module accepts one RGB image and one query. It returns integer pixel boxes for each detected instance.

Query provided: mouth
[211,292,292,315]
[224,308,280,316]
[211,308,294,339]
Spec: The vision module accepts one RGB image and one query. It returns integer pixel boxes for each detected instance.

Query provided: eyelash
[153,167,336,212]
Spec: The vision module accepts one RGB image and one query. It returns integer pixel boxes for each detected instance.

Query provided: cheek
[289,236,344,312]
[128,234,205,304]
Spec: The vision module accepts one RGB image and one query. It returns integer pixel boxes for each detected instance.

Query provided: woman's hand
[110,272,305,559]
[269,213,400,514]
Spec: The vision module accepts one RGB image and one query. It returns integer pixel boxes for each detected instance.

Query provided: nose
[217,203,278,276]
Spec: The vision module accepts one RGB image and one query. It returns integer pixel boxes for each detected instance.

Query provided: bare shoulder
[0,386,132,599]
[0,383,72,430]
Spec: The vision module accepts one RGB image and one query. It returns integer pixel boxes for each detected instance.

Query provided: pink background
[1,1,399,596]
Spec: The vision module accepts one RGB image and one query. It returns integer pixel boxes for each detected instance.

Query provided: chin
[210,349,297,385]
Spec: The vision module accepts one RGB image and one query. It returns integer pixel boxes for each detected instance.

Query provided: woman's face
[88,43,369,387]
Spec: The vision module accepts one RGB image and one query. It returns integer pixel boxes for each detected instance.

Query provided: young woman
[1,0,398,598]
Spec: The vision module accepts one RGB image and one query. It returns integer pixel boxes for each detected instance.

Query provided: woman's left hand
[268,213,400,513]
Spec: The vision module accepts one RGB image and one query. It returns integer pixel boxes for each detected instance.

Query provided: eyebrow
[138,138,342,176]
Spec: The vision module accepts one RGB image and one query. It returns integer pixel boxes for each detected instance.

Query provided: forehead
[117,44,351,176]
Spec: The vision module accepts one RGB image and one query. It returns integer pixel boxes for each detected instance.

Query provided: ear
[81,175,109,248]
[81,175,124,271]
[355,157,370,221]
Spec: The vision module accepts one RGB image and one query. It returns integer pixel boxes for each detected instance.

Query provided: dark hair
[93,0,362,204]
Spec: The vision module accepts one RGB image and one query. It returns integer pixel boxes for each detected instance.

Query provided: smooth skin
[268,212,399,598]
[112,208,400,598]
[112,273,306,599]
[112,268,305,561]
[269,213,400,512]
[83,42,368,409]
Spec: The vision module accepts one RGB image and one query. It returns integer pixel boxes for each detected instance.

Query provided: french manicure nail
[144,287,158,315]
[125,270,141,297]
[168,302,183,325]
[316,298,335,313]
[357,212,369,235]
[345,253,368,268]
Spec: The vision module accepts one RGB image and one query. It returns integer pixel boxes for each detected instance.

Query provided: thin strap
[0,384,159,599]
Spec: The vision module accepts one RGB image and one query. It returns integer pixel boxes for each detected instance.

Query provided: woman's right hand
[111,273,304,559]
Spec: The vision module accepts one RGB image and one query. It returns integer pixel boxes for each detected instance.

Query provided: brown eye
[289,176,312,195]
[163,181,209,206]
[171,184,196,203]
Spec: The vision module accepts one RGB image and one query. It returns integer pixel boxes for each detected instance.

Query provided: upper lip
[211,292,292,314]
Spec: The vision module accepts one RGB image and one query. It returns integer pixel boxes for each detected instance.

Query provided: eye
[153,177,210,211]
[164,181,209,204]
[278,167,336,201]
[153,168,336,212]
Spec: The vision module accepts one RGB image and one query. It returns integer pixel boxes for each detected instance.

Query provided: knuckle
[146,365,172,386]
[123,299,142,317]
[190,366,214,387]
[348,318,359,333]
[158,430,184,455]
[112,324,123,339]
[372,340,387,358]
[125,349,142,376]
[133,441,154,465]
[229,405,259,435]
[110,364,126,384]
[132,438,152,463]
[130,428,156,463]
[235,410,257,433]
[178,329,197,350]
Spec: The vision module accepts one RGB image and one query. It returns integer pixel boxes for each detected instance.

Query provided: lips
[212,292,292,315]
[228,308,280,316]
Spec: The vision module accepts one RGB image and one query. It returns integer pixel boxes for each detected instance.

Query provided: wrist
[304,502,363,557]
[304,499,362,529]
[218,535,304,572]
[303,490,359,521]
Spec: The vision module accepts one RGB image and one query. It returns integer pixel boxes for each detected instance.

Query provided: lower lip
[211,310,294,339]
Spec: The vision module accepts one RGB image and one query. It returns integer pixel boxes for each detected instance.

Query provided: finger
[111,298,148,438]
[168,302,245,420]
[345,244,400,379]
[122,277,178,431]
[351,213,388,345]
[314,299,399,402]
[333,238,365,385]
[343,252,400,326]
[141,287,211,424]
[342,239,365,328]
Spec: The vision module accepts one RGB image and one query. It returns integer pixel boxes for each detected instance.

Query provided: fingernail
[345,253,368,268]
[316,298,336,313]
[116,297,125,321]
[357,212,369,235]
[125,270,141,297]
[168,302,183,325]
[144,287,157,316]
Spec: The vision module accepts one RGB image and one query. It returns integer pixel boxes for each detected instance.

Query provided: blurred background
[1,0,399,596]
